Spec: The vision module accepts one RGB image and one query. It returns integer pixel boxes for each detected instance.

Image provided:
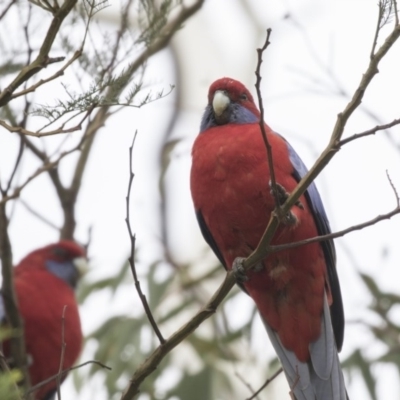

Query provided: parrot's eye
[52,247,69,258]
[240,93,248,101]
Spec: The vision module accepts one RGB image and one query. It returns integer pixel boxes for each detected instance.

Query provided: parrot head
[16,241,89,289]
[200,77,260,132]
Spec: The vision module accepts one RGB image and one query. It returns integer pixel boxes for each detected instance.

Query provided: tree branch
[254,29,282,210]
[125,132,165,344]
[246,368,283,400]
[0,0,78,107]
[243,22,400,273]
[339,117,400,146]
[26,360,111,397]
[269,205,400,253]
[9,50,81,101]
[0,205,31,395]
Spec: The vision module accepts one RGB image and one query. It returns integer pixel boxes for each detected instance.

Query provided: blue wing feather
[284,137,344,350]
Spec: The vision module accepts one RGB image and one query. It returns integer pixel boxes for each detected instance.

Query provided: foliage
[0,370,22,400]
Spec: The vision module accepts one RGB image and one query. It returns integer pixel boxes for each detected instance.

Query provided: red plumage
[192,123,327,361]
[191,78,346,399]
[2,241,85,400]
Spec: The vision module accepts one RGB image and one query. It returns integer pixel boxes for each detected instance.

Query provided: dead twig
[56,306,68,400]
[254,29,281,210]
[0,0,78,107]
[246,368,283,400]
[125,132,165,344]
[26,360,111,397]
[339,118,400,146]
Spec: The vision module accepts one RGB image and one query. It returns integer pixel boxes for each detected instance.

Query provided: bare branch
[18,198,61,231]
[56,306,68,400]
[0,350,23,399]
[9,51,81,101]
[125,132,165,344]
[0,206,31,394]
[339,118,400,146]
[0,0,16,21]
[1,137,24,195]
[234,370,259,400]
[0,0,78,107]
[0,118,82,137]
[386,170,400,207]
[254,30,281,209]
[0,137,86,206]
[26,360,111,397]
[246,368,283,400]
[269,205,400,254]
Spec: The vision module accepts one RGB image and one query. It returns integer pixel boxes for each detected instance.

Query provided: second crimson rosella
[0,241,87,400]
[190,78,347,400]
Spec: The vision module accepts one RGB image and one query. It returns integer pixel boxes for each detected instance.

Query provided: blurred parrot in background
[0,241,87,400]
[190,78,347,400]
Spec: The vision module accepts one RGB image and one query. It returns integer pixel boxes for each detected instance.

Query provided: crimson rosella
[0,241,87,400]
[190,78,347,400]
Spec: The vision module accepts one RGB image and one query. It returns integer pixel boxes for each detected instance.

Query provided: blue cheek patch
[200,103,259,132]
[46,260,78,288]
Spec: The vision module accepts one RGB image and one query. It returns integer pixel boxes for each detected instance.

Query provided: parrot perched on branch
[0,241,87,400]
[190,78,347,400]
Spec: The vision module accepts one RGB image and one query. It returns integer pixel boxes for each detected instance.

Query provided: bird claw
[269,181,303,225]
[270,182,304,209]
[232,257,248,284]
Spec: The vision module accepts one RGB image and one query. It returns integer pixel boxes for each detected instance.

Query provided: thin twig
[125,132,165,344]
[0,136,86,206]
[10,51,81,101]
[56,306,68,400]
[1,136,24,195]
[0,0,17,21]
[339,117,400,146]
[254,29,281,208]
[386,170,400,207]
[0,206,31,394]
[246,368,283,400]
[234,370,260,400]
[0,102,95,138]
[370,1,385,58]
[0,350,23,400]
[18,198,61,231]
[268,204,400,254]
[26,360,111,396]
[0,0,78,107]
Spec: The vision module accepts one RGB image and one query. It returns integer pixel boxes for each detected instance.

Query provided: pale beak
[212,90,230,117]
[73,257,90,277]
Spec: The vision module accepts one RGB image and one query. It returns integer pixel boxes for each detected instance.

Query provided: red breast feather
[191,123,327,362]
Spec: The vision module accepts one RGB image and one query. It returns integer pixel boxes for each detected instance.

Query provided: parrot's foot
[232,258,263,284]
[270,182,303,226]
[232,257,248,284]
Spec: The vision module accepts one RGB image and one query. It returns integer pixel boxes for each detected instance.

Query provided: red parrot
[1,241,87,400]
[190,78,347,399]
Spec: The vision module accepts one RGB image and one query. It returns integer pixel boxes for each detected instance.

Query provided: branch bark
[0,205,31,396]
[0,0,78,107]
